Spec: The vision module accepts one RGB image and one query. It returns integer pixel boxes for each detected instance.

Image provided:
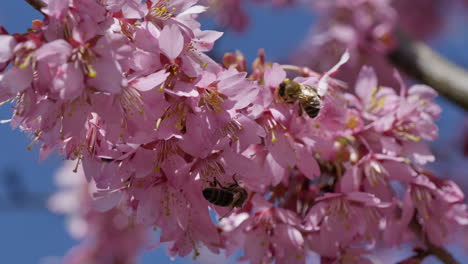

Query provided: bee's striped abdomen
[202,188,234,207]
[301,96,321,118]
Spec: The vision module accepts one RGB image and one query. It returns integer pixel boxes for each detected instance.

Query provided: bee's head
[278,81,287,98]
[278,79,301,101]
[202,188,214,200]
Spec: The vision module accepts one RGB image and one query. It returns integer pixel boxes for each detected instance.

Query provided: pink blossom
[222,196,306,264]
[305,192,391,258]
[339,154,413,201]
[399,174,468,246]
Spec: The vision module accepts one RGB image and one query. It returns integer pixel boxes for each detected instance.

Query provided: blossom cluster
[1,0,467,263]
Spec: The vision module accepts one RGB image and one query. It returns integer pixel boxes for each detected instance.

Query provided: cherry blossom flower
[304,192,391,258]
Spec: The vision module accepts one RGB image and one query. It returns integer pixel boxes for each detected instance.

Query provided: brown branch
[396,248,429,264]
[409,217,461,264]
[24,0,47,13]
[388,30,468,111]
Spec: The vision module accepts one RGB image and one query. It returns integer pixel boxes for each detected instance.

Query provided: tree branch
[388,30,468,111]
[409,217,461,264]
[24,0,46,13]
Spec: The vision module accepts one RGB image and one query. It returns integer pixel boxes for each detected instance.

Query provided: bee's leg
[218,206,235,221]
[298,104,304,116]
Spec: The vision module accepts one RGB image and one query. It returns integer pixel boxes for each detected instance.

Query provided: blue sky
[0,1,467,264]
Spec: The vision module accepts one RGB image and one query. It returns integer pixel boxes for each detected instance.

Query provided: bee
[278,79,321,118]
[202,176,248,219]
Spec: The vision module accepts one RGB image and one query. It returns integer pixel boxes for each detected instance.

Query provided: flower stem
[281,64,317,77]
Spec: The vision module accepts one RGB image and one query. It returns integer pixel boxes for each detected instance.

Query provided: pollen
[71,46,97,79]
[263,116,281,143]
[13,42,36,70]
[186,42,210,69]
[154,139,180,172]
[121,87,145,116]
[368,86,386,111]
[27,131,41,150]
[202,89,225,113]
[271,130,277,142]
[345,114,359,129]
[199,160,225,182]
[87,67,97,78]
[73,156,82,173]
[150,0,175,20]
[218,119,243,141]
[158,103,187,131]
[165,193,171,216]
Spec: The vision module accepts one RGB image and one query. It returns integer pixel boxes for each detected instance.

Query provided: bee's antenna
[213,177,225,188]
[232,174,239,185]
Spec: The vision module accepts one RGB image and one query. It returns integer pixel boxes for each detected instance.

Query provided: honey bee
[202,176,248,219]
[278,79,321,118]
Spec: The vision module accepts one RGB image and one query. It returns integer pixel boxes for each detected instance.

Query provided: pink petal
[296,145,320,180]
[264,63,286,88]
[42,0,70,18]
[0,66,33,94]
[0,35,15,63]
[92,191,123,212]
[133,22,161,53]
[340,165,361,193]
[268,131,295,168]
[133,70,169,91]
[346,192,385,207]
[402,141,435,165]
[355,66,378,101]
[35,39,72,63]
[266,152,286,186]
[121,0,147,19]
[88,58,123,94]
[277,224,304,247]
[159,24,184,61]
[217,68,258,109]
[381,160,415,182]
[194,30,223,51]
[53,63,84,100]
[177,5,207,17]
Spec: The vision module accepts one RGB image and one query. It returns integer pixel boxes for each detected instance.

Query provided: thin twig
[409,217,461,264]
[388,30,468,111]
[24,0,47,13]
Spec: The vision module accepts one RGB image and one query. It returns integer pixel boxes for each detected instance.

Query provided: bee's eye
[278,82,286,97]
